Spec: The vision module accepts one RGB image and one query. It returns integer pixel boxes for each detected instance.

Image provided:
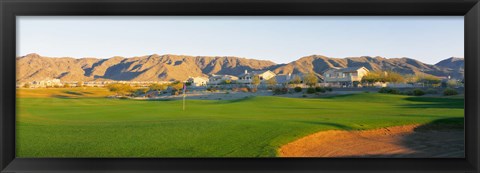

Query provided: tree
[137,88,149,97]
[77,81,84,87]
[23,83,31,88]
[171,82,184,91]
[251,75,261,90]
[106,83,134,96]
[361,71,405,85]
[291,75,302,85]
[303,73,318,88]
[446,79,458,88]
[383,71,405,83]
[404,74,418,84]
[361,71,382,85]
[266,77,277,89]
[63,83,70,88]
[417,75,441,87]
[149,83,168,92]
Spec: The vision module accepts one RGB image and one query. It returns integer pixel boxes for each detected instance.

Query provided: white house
[31,78,63,88]
[187,76,209,87]
[237,70,276,84]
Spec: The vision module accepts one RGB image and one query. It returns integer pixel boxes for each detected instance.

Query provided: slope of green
[16,92,464,157]
[17,87,115,98]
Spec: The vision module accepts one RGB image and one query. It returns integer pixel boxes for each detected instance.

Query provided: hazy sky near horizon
[17,16,463,64]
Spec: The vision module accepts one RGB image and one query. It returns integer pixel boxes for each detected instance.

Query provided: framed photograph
[1,0,479,172]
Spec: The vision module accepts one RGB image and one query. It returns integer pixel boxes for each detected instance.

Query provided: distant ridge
[16,53,464,82]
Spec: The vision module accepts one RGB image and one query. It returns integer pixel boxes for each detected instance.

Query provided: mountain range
[16,53,464,82]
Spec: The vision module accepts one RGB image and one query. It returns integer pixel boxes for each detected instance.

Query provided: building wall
[323,68,369,83]
[189,77,209,87]
[260,71,276,81]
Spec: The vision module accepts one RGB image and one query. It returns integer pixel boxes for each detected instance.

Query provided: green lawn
[16,91,464,157]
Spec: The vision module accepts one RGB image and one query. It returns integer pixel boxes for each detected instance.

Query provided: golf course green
[16,88,464,157]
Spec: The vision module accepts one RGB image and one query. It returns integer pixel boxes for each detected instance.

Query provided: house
[323,66,369,87]
[275,73,293,85]
[32,78,62,88]
[187,76,209,87]
[208,74,239,85]
[274,73,303,85]
[237,70,276,84]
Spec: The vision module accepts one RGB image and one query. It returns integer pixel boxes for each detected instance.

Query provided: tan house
[323,67,369,87]
[208,74,239,85]
[237,70,276,84]
[187,76,209,87]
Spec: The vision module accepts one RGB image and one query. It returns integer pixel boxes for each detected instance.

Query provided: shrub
[294,87,302,92]
[325,87,333,92]
[378,87,400,94]
[378,87,389,93]
[412,89,425,96]
[273,87,288,95]
[302,94,307,98]
[425,89,438,94]
[249,88,258,93]
[306,87,316,94]
[403,90,414,96]
[207,86,218,92]
[171,91,179,95]
[443,88,459,96]
[315,87,326,93]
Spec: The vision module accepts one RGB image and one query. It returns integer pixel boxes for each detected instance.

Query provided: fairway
[16,88,464,157]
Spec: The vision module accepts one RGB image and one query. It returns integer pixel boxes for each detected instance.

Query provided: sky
[17,16,464,65]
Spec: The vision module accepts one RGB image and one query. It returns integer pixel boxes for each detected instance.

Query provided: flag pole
[182,82,186,111]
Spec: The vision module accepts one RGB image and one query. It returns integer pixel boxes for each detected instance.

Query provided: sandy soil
[278,124,464,158]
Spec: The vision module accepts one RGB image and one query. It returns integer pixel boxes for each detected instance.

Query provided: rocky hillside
[16,53,464,82]
[16,53,275,82]
[434,57,465,78]
[269,55,464,79]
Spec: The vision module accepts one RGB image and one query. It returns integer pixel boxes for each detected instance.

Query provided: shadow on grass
[317,94,357,99]
[63,91,84,96]
[399,96,464,109]
[414,117,464,131]
[217,96,257,104]
[294,120,354,130]
[339,117,464,158]
[136,98,177,102]
[51,95,79,99]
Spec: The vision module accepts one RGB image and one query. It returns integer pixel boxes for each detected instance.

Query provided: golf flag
[182,83,186,96]
[182,82,186,111]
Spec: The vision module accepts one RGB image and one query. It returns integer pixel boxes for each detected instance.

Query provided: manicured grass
[16,89,464,157]
[17,87,115,98]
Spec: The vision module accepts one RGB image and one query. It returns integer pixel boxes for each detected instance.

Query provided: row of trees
[360,71,461,88]
[361,71,405,84]
[106,82,185,97]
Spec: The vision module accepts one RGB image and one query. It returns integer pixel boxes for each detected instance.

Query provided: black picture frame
[1,0,479,172]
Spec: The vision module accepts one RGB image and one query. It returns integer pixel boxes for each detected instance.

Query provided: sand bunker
[278,124,464,158]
